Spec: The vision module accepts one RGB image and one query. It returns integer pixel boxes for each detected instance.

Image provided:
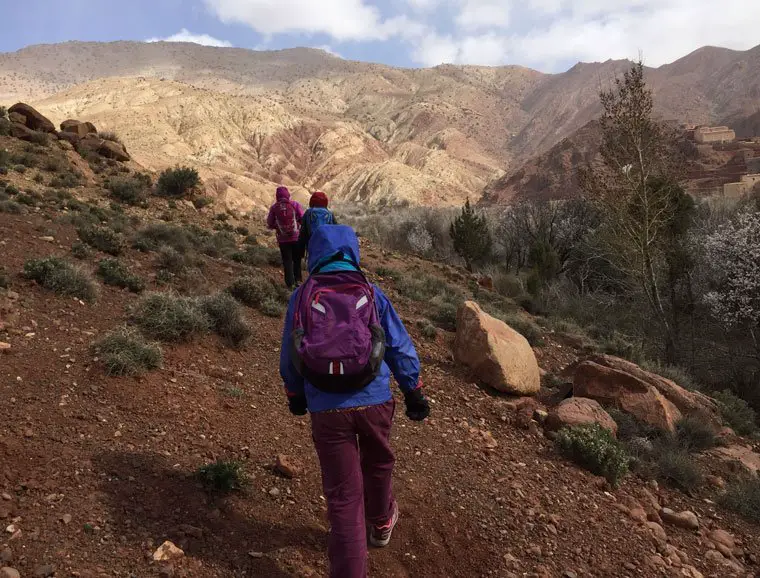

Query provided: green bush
[493,272,524,298]
[231,245,279,267]
[235,225,249,236]
[78,225,124,256]
[131,292,211,342]
[199,231,237,258]
[133,223,193,253]
[675,416,719,452]
[719,477,760,523]
[640,361,697,390]
[96,258,144,293]
[651,445,703,492]
[156,245,192,274]
[417,319,437,340]
[156,166,200,198]
[200,292,252,348]
[92,327,162,376]
[49,172,81,189]
[23,256,97,302]
[15,193,37,207]
[43,157,63,173]
[259,296,286,318]
[71,241,93,260]
[13,164,26,174]
[0,200,23,214]
[106,176,148,206]
[197,459,246,493]
[713,390,757,435]
[227,275,280,308]
[556,423,630,487]
[28,131,50,146]
[375,266,398,278]
[11,152,37,168]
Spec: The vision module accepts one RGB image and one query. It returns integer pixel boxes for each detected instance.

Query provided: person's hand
[404,388,430,421]
[288,395,308,416]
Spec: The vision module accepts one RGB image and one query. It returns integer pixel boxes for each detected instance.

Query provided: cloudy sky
[2,0,759,72]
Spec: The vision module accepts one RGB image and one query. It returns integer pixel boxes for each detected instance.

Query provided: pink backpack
[274,200,298,237]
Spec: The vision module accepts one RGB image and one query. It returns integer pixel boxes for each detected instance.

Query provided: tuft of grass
[192,196,214,210]
[92,327,162,376]
[43,157,63,173]
[650,445,703,492]
[106,175,149,206]
[197,459,247,494]
[375,266,398,278]
[556,423,630,487]
[199,231,237,258]
[99,131,123,145]
[199,293,252,348]
[227,275,281,308]
[132,223,193,253]
[226,386,244,398]
[417,319,438,340]
[49,172,81,189]
[156,166,200,198]
[0,200,24,214]
[131,292,211,342]
[11,152,37,168]
[23,256,97,302]
[235,225,249,236]
[96,258,145,293]
[156,245,193,274]
[640,360,697,390]
[78,225,124,256]
[71,241,93,260]
[259,296,286,318]
[674,416,719,452]
[719,477,760,523]
[712,390,757,436]
[231,245,280,267]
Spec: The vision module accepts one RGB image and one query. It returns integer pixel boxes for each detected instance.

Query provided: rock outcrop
[546,397,618,436]
[572,360,682,431]
[454,301,540,395]
[8,103,55,133]
[60,119,97,138]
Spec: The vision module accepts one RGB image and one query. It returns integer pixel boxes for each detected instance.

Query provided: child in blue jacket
[280,225,430,578]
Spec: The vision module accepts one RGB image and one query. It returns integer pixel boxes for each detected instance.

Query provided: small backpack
[274,200,298,237]
[308,208,334,233]
[290,255,386,393]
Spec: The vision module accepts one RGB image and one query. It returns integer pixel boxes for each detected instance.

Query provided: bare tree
[580,61,692,362]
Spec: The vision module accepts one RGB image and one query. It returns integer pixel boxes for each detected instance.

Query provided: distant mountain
[2,41,759,208]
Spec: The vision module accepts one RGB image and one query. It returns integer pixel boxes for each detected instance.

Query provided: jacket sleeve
[374,286,421,394]
[294,202,305,223]
[266,205,276,230]
[280,291,305,397]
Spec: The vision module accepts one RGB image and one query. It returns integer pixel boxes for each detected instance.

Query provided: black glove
[404,388,430,422]
[288,395,308,416]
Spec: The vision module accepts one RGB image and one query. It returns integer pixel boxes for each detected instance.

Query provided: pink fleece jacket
[266,186,304,244]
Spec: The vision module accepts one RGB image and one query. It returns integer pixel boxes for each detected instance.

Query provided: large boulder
[8,103,55,133]
[56,131,81,147]
[99,140,130,162]
[8,111,26,125]
[9,122,36,142]
[454,301,540,395]
[587,355,720,425]
[60,119,97,138]
[572,360,682,431]
[546,397,619,436]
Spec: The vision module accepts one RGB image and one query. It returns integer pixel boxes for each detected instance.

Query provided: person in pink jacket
[267,186,305,289]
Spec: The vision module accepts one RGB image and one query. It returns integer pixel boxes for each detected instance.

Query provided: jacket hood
[276,186,291,202]
[307,225,360,273]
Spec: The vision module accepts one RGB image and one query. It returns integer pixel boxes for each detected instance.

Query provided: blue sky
[2,0,759,72]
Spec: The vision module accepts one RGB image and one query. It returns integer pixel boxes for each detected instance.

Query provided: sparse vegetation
[132,223,193,253]
[131,292,211,342]
[227,275,281,309]
[197,459,247,493]
[28,131,50,146]
[719,477,760,523]
[49,171,81,189]
[156,245,194,274]
[0,267,9,289]
[96,258,144,293]
[78,225,124,256]
[71,241,93,260]
[259,296,286,318]
[193,196,214,210]
[650,445,703,492]
[92,327,162,376]
[200,292,252,348]
[23,256,97,302]
[556,423,630,487]
[417,319,438,340]
[231,245,281,267]
[156,166,200,198]
[712,390,758,436]
[106,175,150,206]
[0,200,23,214]
[674,416,719,452]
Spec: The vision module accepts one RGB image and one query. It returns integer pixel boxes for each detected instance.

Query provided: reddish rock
[8,103,55,132]
[55,131,81,146]
[8,112,26,125]
[61,119,98,138]
[546,397,618,436]
[99,139,130,162]
[711,445,760,475]
[9,122,36,142]
[274,454,300,479]
[572,360,682,431]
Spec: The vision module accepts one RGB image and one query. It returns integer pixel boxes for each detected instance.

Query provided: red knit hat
[310,191,329,208]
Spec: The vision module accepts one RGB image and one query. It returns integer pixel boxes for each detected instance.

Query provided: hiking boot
[369,501,398,548]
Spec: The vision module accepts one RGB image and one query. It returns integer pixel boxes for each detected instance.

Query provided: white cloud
[146,28,232,47]
[314,45,344,58]
[201,0,760,71]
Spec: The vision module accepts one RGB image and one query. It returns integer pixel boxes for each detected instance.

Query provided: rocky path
[1,211,759,578]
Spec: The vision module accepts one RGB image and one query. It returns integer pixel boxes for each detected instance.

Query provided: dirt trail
[1,209,759,578]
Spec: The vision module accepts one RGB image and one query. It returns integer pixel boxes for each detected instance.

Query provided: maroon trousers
[311,400,396,578]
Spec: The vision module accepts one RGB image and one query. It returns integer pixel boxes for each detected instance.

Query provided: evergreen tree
[450,199,491,271]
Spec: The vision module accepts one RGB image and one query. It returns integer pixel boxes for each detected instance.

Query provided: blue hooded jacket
[280,225,421,412]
